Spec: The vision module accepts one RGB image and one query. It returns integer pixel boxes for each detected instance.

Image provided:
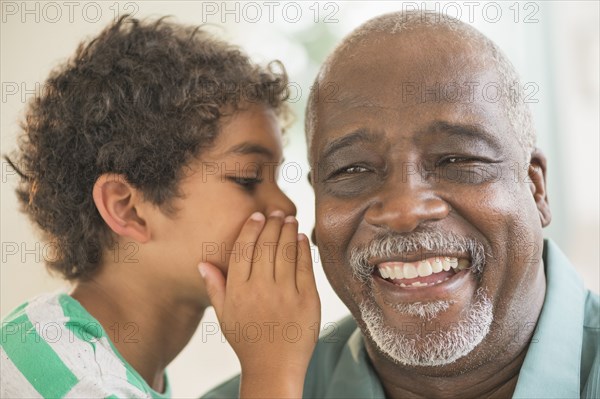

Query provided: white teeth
[400,283,407,287]
[377,256,464,281]
[394,265,404,279]
[380,267,389,279]
[417,261,433,277]
[379,267,394,278]
[411,281,426,287]
[442,257,452,271]
[449,258,458,269]
[431,258,443,273]
[386,267,396,278]
[403,263,418,279]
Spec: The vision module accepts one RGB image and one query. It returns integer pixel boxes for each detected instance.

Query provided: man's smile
[376,256,470,287]
[370,254,477,303]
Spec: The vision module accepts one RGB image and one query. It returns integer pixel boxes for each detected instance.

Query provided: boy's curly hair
[6,16,290,280]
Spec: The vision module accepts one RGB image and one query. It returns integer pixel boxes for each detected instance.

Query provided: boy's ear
[92,173,151,243]
[528,149,551,228]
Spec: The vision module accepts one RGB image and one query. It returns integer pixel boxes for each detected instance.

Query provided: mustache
[349,229,486,282]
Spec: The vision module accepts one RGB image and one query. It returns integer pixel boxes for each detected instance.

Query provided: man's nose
[364,177,450,233]
[265,187,297,217]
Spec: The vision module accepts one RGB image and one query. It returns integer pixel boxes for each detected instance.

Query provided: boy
[2,16,319,398]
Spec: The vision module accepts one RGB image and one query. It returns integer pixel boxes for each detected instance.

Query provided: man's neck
[365,341,528,399]
[71,263,206,393]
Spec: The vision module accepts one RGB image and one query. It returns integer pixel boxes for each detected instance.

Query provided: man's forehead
[306,22,527,163]
[314,57,501,133]
[316,32,498,120]
[310,62,510,161]
[326,31,488,85]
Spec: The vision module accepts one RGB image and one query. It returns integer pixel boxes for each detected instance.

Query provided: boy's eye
[229,176,263,191]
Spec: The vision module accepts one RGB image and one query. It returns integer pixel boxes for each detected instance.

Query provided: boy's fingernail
[297,233,307,241]
[284,215,297,224]
[198,263,207,278]
[269,210,285,218]
[250,212,265,222]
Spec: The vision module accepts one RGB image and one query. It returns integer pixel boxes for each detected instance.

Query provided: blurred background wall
[1,1,598,397]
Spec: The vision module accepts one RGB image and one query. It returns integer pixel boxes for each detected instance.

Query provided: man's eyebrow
[426,121,503,151]
[321,129,378,160]
[226,142,275,159]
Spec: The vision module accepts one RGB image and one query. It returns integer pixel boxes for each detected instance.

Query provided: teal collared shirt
[202,240,600,398]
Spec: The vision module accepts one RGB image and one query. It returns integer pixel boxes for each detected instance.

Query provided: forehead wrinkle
[317,92,384,126]
[319,128,381,161]
[337,90,384,108]
[418,121,504,152]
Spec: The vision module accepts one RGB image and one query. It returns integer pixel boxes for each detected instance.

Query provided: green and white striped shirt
[1,292,171,398]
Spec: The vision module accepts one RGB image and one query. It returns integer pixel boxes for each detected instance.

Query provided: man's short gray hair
[305,11,536,162]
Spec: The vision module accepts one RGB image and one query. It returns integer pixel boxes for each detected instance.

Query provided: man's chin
[359,286,493,367]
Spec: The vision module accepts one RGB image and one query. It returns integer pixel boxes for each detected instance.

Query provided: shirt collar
[325,328,386,398]
[512,239,584,398]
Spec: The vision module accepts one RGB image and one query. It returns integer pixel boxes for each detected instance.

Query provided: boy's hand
[199,211,321,398]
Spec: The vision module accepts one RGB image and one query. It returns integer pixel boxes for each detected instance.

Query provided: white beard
[359,287,493,367]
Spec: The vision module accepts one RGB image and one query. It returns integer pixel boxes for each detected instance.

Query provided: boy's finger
[274,215,298,285]
[251,210,285,281]
[296,233,318,294]
[228,212,266,286]
[198,262,226,320]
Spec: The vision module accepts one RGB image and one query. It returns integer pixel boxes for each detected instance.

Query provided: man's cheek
[453,187,520,227]
[316,226,343,267]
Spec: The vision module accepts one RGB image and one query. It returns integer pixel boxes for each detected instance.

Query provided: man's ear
[307,170,317,244]
[528,149,552,228]
[92,173,151,243]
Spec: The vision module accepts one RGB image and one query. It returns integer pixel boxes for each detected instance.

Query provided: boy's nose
[265,188,296,217]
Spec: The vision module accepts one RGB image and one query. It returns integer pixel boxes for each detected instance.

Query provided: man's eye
[229,177,263,191]
[437,157,478,166]
[330,165,370,178]
[345,166,369,173]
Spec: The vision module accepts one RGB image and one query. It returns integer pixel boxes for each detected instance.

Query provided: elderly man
[204,11,599,398]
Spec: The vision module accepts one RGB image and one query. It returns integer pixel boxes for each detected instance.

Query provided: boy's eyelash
[229,176,263,190]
